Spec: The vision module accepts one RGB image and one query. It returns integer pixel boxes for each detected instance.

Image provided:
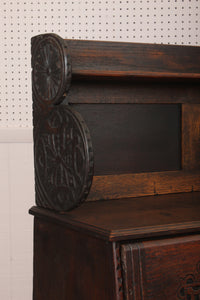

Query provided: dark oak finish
[34,105,94,211]
[67,81,200,104]
[182,104,200,171]
[74,103,181,175]
[88,171,200,201]
[65,39,200,80]
[121,235,200,299]
[31,33,200,209]
[30,191,200,299]
[31,33,71,106]
[33,218,122,300]
[30,33,200,299]
[30,192,200,242]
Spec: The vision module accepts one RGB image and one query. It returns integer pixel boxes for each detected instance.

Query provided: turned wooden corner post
[31,33,94,211]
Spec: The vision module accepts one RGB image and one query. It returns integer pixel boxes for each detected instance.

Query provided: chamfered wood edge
[29,204,200,242]
[30,206,111,240]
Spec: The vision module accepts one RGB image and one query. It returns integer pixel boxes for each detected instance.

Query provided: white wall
[0,138,34,300]
[1,1,200,299]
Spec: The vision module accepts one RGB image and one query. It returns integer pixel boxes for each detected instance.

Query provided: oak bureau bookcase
[30,33,200,300]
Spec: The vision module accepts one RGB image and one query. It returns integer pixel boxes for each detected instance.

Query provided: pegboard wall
[1,0,200,128]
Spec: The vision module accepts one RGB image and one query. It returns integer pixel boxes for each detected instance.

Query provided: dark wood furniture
[30,33,200,299]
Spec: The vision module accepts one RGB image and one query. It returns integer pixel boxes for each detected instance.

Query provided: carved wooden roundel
[32,34,71,106]
[34,105,94,211]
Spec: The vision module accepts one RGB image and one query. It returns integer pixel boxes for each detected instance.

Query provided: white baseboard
[0,128,33,143]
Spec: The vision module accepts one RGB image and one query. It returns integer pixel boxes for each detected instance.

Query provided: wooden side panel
[87,170,200,201]
[121,235,200,300]
[33,218,117,300]
[182,104,200,171]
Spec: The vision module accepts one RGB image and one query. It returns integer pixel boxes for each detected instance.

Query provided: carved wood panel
[177,261,200,300]
[32,34,94,211]
[31,33,71,107]
[34,105,94,211]
[121,235,200,300]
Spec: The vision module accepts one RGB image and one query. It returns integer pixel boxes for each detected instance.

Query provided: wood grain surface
[182,104,200,171]
[121,235,200,299]
[33,218,119,300]
[88,170,200,201]
[67,81,200,104]
[31,34,200,300]
[65,39,200,80]
[30,191,200,241]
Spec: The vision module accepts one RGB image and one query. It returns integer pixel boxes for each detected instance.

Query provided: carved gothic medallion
[177,261,200,300]
[31,34,71,106]
[34,105,94,211]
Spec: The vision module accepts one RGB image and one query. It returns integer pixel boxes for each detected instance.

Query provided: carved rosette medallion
[177,261,200,300]
[34,105,94,211]
[31,34,71,107]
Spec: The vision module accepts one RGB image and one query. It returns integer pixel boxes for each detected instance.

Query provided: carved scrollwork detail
[113,243,124,299]
[31,33,71,107]
[177,261,200,300]
[34,105,94,211]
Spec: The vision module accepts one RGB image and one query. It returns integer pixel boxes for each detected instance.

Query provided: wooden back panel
[31,33,200,210]
[74,103,181,175]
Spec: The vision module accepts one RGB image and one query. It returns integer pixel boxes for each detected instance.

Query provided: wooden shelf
[30,191,200,241]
